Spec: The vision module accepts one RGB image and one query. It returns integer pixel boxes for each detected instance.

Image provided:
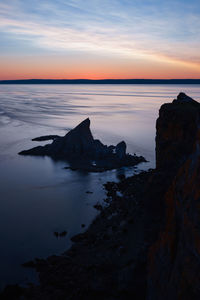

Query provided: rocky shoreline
[2,170,153,300]
[2,92,200,299]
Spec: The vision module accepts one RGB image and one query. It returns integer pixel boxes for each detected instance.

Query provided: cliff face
[148,93,200,300]
[156,92,200,170]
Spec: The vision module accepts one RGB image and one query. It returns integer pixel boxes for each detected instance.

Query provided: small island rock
[19,118,146,171]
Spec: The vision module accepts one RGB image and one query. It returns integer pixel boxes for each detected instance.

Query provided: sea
[0,84,199,289]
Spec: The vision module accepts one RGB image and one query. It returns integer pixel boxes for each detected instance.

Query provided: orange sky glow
[0,1,200,80]
[1,54,200,80]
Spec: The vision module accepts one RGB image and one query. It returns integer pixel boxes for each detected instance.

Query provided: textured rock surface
[19,118,146,171]
[156,92,200,170]
[148,93,200,300]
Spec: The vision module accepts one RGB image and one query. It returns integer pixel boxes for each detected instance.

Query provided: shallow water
[0,84,199,289]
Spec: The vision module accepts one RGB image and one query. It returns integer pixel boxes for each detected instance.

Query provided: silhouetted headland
[1,79,200,84]
[19,118,146,171]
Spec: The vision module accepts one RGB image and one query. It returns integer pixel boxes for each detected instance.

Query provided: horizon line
[0,78,200,84]
[1,78,200,80]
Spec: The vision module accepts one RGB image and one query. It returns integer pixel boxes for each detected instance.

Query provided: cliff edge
[148,93,200,299]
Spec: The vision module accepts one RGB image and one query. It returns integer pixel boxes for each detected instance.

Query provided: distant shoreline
[0,79,200,84]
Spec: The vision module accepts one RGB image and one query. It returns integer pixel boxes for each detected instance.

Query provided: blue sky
[0,0,200,79]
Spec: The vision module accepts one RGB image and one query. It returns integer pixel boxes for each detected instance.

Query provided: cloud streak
[0,0,200,77]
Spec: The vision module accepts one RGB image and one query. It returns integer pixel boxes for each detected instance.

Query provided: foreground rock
[9,170,152,300]
[156,92,200,170]
[3,93,200,299]
[19,118,146,172]
[147,93,200,299]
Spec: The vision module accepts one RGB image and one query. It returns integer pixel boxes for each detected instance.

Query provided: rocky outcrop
[19,118,146,171]
[116,141,126,159]
[147,93,200,299]
[156,92,200,170]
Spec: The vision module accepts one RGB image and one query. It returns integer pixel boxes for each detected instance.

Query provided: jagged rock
[173,92,198,104]
[156,92,200,170]
[20,118,95,157]
[116,141,126,159]
[147,93,200,299]
[19,118,146,171]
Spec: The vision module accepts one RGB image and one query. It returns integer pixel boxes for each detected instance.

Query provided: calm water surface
[0,84,199,289]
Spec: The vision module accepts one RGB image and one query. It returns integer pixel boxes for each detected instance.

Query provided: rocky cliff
[147,93,200,299]
[156,92,200,170]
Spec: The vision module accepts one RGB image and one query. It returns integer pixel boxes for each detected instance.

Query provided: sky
[0,0,200,80]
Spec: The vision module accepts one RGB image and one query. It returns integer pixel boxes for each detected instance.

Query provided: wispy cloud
[0,0,200,72]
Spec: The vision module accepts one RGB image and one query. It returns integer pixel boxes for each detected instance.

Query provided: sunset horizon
[1,2,200,298]
[1,77,200,81]
[1,1,200,80]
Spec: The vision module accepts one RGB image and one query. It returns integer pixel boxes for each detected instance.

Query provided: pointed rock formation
[19,118,146,171]
[116,141,126,159]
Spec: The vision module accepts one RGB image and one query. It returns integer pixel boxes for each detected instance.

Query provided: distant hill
[0,79,200,84]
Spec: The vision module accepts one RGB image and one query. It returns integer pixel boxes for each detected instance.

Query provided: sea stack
[19,118,146,171]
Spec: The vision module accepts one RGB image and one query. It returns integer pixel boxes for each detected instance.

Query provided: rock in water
[50,118,95,157]
[32,135,60,141]
[19,118,146,171]
[19,118,98,158]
